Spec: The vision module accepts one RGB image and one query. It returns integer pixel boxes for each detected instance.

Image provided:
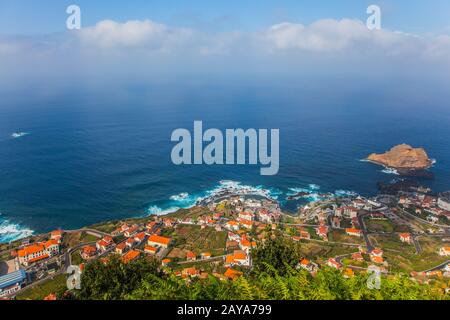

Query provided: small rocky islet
[367,143,434,178]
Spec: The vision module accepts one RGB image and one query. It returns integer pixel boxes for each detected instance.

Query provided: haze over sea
[1,82,449,243]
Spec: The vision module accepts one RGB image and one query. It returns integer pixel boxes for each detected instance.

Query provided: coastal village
[1,184,450,299]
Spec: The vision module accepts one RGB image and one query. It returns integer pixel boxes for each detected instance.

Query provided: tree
[251,236,300,276]
[79,255,159,300]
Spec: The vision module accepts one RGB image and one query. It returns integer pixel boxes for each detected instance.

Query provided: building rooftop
[0,269,26,290]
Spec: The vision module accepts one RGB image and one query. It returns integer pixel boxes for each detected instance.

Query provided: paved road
[412,235,422,254]
[398,207,450,229]
[65,228,112,237]
[357,212,374,251]
[284,233,360,247]
[420,260,450,273]
[176,255,227,265]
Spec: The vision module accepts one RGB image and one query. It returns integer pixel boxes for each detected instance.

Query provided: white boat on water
[11,131,28,139]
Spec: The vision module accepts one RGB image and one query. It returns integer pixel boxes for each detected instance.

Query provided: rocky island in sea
[367,143,435,177]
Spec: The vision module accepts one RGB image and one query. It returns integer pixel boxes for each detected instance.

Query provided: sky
[0,1,450,95]
[1,0,450,35]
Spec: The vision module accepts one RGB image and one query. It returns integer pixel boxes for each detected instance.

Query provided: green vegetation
[16,274,68,300]
[170,224,227,256]
[364,218,395,233]
[328,230,364,244]
[296,240,358,263]
[88,221,119,234]
[79,255,159,300]
[79,232,99,242]
[369,234,450,272]
[74,238,449,300]
[252,236,300,275]
[166,206,212,220]
[71,250,83,265]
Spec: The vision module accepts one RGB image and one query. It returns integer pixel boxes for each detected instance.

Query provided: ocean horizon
[1,84,449,243]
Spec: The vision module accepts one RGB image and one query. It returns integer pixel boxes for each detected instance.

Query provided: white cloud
[77,19,195,52]
[0,17,449,87]
[262,19,422,55]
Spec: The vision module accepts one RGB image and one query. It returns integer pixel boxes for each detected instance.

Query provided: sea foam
[0,213,33,243]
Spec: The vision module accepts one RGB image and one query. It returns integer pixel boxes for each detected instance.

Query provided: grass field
[71,250,83,265]
[166,206,213,220]
[296,240,358,264]
[79,232,99,242]
[328,229,364,244]
[169,224,227,257]
[371,234,450,273]
[16,274,67,300]
[364,218,395,233]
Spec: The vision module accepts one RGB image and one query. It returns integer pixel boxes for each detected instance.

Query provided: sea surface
[1,84,449,242]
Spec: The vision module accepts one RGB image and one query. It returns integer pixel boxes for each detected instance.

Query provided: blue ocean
[1,84,449,242]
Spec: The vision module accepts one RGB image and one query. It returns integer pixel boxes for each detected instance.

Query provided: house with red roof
[439,247,450,256]
[81,245,97,260]
[239,219,253,229]
[299,230,311,239]
[370,255,384,264]
[399,233,412,244]
[315,226,328,240]
[134,232,146,244]
[224,268,243,280]
[345,228,362,237]
[17,240,60,266]
[297,258,317,273]
[124,226,138,238]
[224,250,250,267]
[147,234,172,248]
[239,212,254,221]
[186,251,197,261]
[161,258,171,267]
[326,258,342,269]
[226,220,239,231]
[351,252,364,262]
[144,245,158,255]
[115,242,127,255]
[125,238,135,248]
[96,236,115,252]
[122,249,140,263]
[181,267,199,278]
[201,252,211,260]
[50,230,64,243]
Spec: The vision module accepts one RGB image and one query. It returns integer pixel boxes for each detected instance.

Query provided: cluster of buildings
[399,192,450,223]
[0,230,64,298]
[81,221,173,264]
[14,230,62,267]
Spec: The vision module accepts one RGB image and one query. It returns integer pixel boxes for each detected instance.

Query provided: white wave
[287,187,310,193]
[381,167,399,175]
[146,205,180,216]
[0,215,33,243]
[308,184,320,190]
[206,180,279,200]
[170,192,190,201]
[334,190,359,197]
[305,193,320,201]
[286,183,321,197]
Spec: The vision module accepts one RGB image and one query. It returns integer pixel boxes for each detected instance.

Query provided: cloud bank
[1,18,449,90]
